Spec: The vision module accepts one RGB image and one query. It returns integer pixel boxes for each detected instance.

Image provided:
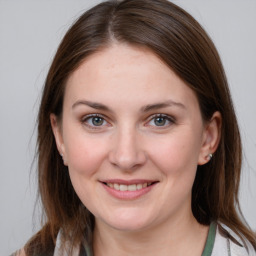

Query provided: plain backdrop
[0,1,255,255]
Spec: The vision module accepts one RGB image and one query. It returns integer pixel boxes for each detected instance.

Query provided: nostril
[108,135,147,170]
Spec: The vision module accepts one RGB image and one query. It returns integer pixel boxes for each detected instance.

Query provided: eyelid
[145,113,175,128]
[80,113,175,130]
[81,113,105,121]
[81,113,111,129]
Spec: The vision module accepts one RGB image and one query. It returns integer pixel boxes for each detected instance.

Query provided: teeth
[114,183,120,190]
[128,184,137,191]
[107,183,113,188]
[120,184,127,191]
[106,182,153,191]
[137,184,142,190]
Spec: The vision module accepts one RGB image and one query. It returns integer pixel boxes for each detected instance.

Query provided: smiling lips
[101,180,158,199]
[107,182,151,191]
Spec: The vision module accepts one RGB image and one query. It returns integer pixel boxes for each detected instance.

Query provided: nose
[108,127,147,171]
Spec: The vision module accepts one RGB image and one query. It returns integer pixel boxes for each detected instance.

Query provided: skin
[51,43,221,256]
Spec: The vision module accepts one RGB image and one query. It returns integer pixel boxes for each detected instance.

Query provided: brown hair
[25,0,256,254]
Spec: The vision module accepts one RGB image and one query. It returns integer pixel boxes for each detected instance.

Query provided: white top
[53,222,256,256]
[212,223,256,256]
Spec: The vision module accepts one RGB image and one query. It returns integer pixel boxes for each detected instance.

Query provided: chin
[108,220,149,232]
[98,209,155,232]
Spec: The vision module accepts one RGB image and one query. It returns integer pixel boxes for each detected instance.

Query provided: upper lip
[100,179,158,185]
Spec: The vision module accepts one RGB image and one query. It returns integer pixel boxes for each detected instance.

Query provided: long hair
[25,0,256,254]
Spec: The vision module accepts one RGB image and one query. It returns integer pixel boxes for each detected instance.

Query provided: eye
[90,116,105,126]
[82,114,109,129]
[153,116,168,126]
[146,114,174,128]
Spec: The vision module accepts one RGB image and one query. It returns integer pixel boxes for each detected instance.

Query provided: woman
[15,0,256,255]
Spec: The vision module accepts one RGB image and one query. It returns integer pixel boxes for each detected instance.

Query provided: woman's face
[52,43,219,232]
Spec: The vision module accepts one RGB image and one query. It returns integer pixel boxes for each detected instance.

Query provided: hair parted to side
[25,0,256,254]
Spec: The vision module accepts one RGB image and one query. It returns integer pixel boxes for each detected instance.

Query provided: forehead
[64,43,199,111]
[67,43,174,86]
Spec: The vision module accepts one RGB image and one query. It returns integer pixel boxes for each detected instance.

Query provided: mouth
[100,179,159,200]
[103,182,156,191]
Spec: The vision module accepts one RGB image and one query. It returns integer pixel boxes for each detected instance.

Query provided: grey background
[0,1,255,255]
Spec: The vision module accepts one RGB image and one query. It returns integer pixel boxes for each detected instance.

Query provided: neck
[92,212,209,256]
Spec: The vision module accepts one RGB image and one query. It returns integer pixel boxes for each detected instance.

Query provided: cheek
[64,134,110,207]
[64,132,110,176]
[147,130,201,177]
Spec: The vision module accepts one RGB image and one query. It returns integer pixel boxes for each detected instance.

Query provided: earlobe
[198,111,222,165]
[50,114,67,165]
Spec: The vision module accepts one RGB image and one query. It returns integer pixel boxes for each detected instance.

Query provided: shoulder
[10,248,26,256]
[53,229,81,256]
[212,222,256,256]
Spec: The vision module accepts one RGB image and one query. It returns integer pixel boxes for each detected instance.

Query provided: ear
[50,114,67,165]
[198,111,222,165]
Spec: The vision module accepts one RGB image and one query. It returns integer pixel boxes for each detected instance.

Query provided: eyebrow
[72,99,186,112]
[140,100,186,112]
[72,100,112,112]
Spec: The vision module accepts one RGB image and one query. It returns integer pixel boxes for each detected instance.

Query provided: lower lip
[102,183,157,200]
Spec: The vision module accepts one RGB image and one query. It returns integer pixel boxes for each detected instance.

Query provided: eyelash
[81,113,175,130]
[145,114,175,128]
[81,114,109,130]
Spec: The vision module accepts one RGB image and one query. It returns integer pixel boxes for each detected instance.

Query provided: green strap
[202,222,217,256]
[84,222,217,256]
[85,244,93,256]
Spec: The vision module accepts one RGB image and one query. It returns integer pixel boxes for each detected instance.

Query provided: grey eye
[147,114,174,128]
[154,117,167,126]
[91,116,104,126]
